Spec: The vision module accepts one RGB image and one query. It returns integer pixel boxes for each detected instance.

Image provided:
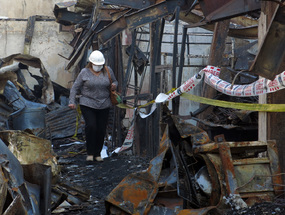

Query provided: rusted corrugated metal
[0,97,13,131]
[45,106,82,140]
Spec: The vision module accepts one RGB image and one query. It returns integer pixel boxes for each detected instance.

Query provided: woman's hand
[111,83,117,91]
[68,104,76,109]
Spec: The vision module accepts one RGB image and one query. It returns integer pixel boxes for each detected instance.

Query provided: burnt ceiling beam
[199,0,261,23]
[54,9,89,25]
[103,0,156,10]
[97,11,129,46]
[180,10,258,39]
[98,1,179,44]
[66,20,111,70]
[125,1,175,30]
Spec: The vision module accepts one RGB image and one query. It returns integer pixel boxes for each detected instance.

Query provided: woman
[68,50,118,162]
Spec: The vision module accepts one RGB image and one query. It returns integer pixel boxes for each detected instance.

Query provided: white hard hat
[88,50,105,65]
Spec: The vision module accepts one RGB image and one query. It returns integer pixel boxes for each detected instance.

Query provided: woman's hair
[86,62,106,74]
[85,62,92,69]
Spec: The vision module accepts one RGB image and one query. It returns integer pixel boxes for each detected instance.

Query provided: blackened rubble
[52,138,285,215]
[225,201,285,215]
[52,139,151,215]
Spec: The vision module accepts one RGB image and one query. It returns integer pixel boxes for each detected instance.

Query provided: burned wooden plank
[58,182,91,202]
[98,1,179,44]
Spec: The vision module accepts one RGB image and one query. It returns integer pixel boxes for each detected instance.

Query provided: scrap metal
[198,0,261,23]
[98,1,182,44]
[3,80,47,114]
[55,0,261,71]
[249,3,285,80]
[0,139,41,214]
[0,130,60,178]
[1,54,55,104]
[54,3,89,26]
[126,45,149,75]
[105,106,283,214]
[104,0,157,10]
[45,106,83,140]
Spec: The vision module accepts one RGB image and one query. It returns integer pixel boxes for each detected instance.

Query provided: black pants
[80,105,110,157]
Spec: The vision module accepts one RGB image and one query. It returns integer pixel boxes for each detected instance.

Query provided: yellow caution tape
[116,98,155,109]
[181,93,285,112]
[72,105,83,140]
[117,103,135,109]
[117,88,176,109]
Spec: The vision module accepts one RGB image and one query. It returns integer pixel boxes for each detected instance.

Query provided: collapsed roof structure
[52,0,285,213]
[53,0,285,157]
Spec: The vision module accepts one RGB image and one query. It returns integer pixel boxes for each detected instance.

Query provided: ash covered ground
[52,139,285,215]
[52,139,151,215]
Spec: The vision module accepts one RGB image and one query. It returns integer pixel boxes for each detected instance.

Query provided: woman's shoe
[86,155,94,161]
[95,156,103,162]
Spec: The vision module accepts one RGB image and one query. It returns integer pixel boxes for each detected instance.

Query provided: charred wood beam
[98,1,178,44]
[24,16,36,54]
[115,35,124,148]
[66,20,111,70]
[149,20,163,157]
[58,182,90,202]
[103,0,156,10]
[51,187,68,211]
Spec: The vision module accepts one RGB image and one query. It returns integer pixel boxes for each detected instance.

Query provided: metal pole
[177,26,187,87]
[174,26,188,115]
[172,6,180,115]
